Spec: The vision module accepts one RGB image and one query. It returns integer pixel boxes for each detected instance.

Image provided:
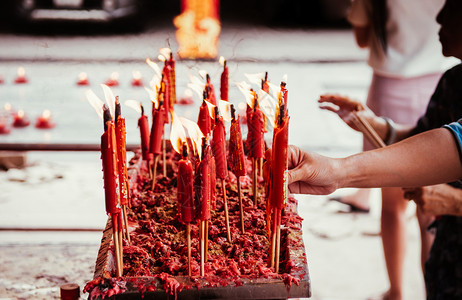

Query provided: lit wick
[35,110,55,129]
[14,67,28,84]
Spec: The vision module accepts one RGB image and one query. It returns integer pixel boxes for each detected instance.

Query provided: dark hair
[371,0,388,53]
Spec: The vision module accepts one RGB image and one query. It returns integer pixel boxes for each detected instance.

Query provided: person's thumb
[287,164,305,185]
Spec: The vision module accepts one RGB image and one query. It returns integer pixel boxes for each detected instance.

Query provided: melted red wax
[87,148,306,297]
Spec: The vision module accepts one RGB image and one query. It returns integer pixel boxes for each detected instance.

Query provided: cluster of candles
[0,104,56,134]
[77,71,145,87]
[91,48,290,278]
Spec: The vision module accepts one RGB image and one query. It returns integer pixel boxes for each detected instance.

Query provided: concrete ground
[0,23,427,300]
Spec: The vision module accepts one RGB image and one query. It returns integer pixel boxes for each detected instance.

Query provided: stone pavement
[0,25,426,299]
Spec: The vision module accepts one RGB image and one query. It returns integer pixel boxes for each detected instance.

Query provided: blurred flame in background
[174,0,220,59]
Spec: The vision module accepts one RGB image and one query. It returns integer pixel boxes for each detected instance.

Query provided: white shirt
[348,0,457,78]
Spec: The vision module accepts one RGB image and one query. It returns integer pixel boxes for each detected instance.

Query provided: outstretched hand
[318,94,376,131]
[264,145,341,195]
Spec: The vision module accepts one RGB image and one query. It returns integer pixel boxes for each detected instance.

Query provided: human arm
[403,184,462,216]
[283,128,462,195]
[318,94,414,144]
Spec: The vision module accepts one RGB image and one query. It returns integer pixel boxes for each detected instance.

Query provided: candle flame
[78,72,88,81]
[198,70,208,80]
[218,100,232,122]
[17,110,24,118]
[4,103,11,112]
[132,70,142,80]
[100,84,116,117]
[244,72,265,86]
[159,48,171,60]
[110,72,119,80]
[158,54,166,62]
[85,89,105,120]
[204,99,216,119]
[219,56,225,67]
[258,90,276,129]
[146,58,162,78]
[170,111,187,155]
[178,116,204,159]
[235,81,253,108]
[144,87,158,109]
[173,10,221,59]
[42,109,51,119]
[17,67,26,77]
[124,100,142,114]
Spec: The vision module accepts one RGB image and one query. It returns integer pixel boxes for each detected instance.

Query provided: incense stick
[351,111,386,148]
[221,179,232,242]
[238,178,245,234]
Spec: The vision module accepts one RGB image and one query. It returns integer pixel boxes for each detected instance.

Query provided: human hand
[403,184,462,216]
[264,145,341,195]
[318,94,376,131]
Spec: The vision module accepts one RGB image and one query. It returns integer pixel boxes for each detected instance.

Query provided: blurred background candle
[35,109,55,129]
[14,67,28,84]
[0,117,11,134]
[105,72,119,87]
[131,70,143,87]
[13,110,30,128]
[77,72,89,86]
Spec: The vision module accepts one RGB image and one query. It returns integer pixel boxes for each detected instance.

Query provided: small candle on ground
[77,72,89,86]
[14,67,28,84]
[35,110,55,129]
[13,110,30,128]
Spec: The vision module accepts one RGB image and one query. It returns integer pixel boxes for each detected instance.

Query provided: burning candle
[100,104,123,277]
[228,105,246,178]
[250,106,265,159]
[195,137,211,221]
[149,102,165,156]
[77,72,89,86]
[271,105,289,211]
[197,100,212,137]
[101,105,120,215]
[131,71,143,87]
[35,109,55,129]
[168,52,177,106]
[105,72,119,87]
[220,56,228,101]
[138,104,150,161]
[14,67,28,84]
[160,75,170,124]
[205,74,217,106]
[13,110,30,128]
[178,143,195,224]
[212,107,227,178]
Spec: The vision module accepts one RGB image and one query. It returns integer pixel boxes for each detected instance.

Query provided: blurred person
[331,0,457,299]
[273,1,462,298]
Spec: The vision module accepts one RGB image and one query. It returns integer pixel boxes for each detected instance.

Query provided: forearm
[370,116,414,144]
[337,128,462,188]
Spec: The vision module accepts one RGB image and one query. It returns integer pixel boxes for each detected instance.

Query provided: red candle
[14,67,28,84]
[101,107,120,215]
[168,53,177,105]
[195,140,211,221]
[262,72,269,93]
[205,74,217,106]
[228,106,246,177]
[250,107,265,159]
[131,71,143,87]
[13,110,30,128]
[212,111,228,179]
[220,59,228,101]
[246,103,254,152]
[210,156,217,211]
[105,72,119,87]
[271,109,289,210]
[115,103,129,207]
[138,105,150,161]
[197,100,212,137]
[161,75,170,124]
[35,110,55,129]
[149,103,165,155]
[178,144,194,224]
[77,72,89,86]
[0,118,10,134]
